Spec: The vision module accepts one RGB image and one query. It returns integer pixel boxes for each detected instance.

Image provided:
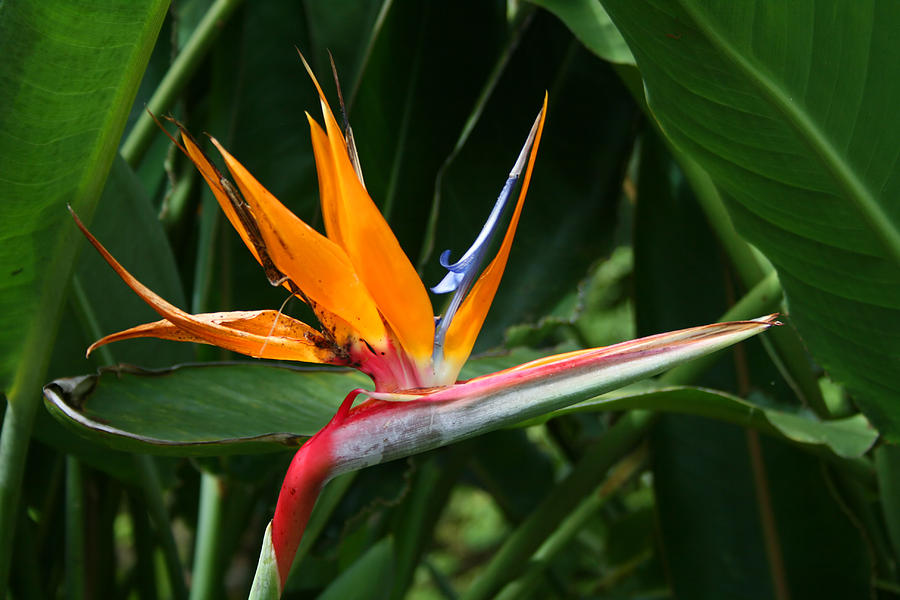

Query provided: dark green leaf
[317,536,394,600]
[652,416,872,599]
[599,0,900,439]
[44,364,369,456]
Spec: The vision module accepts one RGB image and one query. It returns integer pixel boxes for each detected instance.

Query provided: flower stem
[0,377,44,593]
[65,457,85,600]
[133,455,189,600]
[189,472,225,600]
[461,410,656,600]
[493,444,648,600]
[121,0,245,166]
[679,154,827,414]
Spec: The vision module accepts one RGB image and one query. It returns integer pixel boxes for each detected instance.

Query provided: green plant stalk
[677,151,826,415]
[494,445,648,600]
[189,472,224,600]
[70,275,188,600]
[128,493,159,598]
[461,410,655,600]
[0,389,41,598]
[13,508,42,600]
[133,455,188,600]
[876,445,900,568]
[188,166,225,600]
[121,0,245,166]
[683,159,827,414]
[65,457,85,600]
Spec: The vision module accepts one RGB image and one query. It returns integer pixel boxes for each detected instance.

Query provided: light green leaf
[596,0,900,438]
[540,385,878,459]
[526,0,634,65]
[0,0,170,394]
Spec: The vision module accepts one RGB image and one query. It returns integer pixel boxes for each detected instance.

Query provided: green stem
[121,0,244,166]
[0,383,42,597]
[494,445,648,600]
[71,274,188,598]
[460,410,655,600]
[127,492,159,599]
[678,154,827,415]
[11,507,42,600]
[133,455,188,600]
[189,472,225,600]
[65,457,85,600]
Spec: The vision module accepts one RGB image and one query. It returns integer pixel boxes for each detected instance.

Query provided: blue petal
[431,109,542,358]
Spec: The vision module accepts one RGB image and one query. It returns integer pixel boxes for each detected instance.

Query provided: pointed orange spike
[306,115,343,243]
[298,51,435,362]
[207,138,389,348]
[443,94,548,369]
[70,209,343,363]
[179,128,262,265]
[88,310,340,363]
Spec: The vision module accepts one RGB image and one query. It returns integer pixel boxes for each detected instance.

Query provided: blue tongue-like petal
[431,111,542,358]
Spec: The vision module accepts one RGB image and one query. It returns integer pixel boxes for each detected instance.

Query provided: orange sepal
[207,138,390,349]
[299,53,435,363]
[88,310,340,363]
[70,210,341,364]
[443,94,548,368]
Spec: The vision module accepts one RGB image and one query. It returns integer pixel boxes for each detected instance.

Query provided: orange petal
[299,53,435,362]
[179,128,262,265]
[443,94,548,368]
[70,210,343,363]
[207,138,390,349]
[88,310,339,363]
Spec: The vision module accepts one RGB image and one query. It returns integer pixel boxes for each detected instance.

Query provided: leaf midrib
[675,1,900,269]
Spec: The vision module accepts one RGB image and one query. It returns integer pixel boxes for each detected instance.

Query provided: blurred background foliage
[1,0,898,598]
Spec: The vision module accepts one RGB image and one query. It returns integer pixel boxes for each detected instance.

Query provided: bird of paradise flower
[71,54,777,597]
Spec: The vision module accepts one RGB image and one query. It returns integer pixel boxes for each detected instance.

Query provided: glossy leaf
[533,385,876,460]
[44,364,370,455]
[0,0,170,393]
[526,0,634,65]
[598,0,900,438]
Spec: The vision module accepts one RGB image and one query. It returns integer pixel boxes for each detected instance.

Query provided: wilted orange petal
[88,310,339,363]
[208,138,389,349]
[443,94,548,368]
[71,211,344,363]
[300,54,435,363]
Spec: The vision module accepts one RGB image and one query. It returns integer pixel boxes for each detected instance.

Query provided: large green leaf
[0,0,169,394]
[652,416,872,599]
[43,362,874,460]
[526,0,634,65]
[44,364,370,455]
[596,0,900,438]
